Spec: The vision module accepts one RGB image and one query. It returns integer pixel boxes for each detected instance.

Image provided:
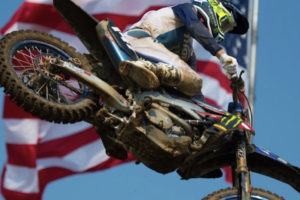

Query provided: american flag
[0,0,251,199]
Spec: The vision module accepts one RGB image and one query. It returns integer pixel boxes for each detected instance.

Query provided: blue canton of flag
[222,0,249,69]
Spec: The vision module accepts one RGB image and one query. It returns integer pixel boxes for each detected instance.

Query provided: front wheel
[202,187,284,200]
[0,30,98,123]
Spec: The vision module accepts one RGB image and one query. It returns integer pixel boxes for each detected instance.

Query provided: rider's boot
[119,60,160,89]
[119,60,202,96]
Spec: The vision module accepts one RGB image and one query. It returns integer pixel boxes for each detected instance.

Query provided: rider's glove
[220,54,238,79]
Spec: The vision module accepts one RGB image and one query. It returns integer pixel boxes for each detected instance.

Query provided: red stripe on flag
[1,3,58,35]
[223,166,233,183]
[1,2,164,34]
[6,144,37,167]
[204,97,222,108]
[3,96,37,119]
[37,127,99,158]
[38,167,73,194]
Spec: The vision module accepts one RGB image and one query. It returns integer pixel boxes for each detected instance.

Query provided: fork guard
[178,144,300,193]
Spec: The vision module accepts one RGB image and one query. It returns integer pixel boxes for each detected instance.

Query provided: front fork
[232,132,251,200]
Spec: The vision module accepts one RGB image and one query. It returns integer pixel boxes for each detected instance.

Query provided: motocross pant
[124,30,203,96]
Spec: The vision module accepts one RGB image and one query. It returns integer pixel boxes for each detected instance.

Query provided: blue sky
[0,0,299,199]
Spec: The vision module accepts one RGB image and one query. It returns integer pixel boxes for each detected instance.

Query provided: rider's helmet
[192,0,249,43]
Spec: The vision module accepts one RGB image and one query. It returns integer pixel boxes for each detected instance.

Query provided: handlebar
[230,71,245,110]
[228,70,254,127]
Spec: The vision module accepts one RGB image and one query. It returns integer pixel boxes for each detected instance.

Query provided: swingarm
[46,57,130,112]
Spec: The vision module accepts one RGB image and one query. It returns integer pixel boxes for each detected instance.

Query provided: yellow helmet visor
[207,0,235,33]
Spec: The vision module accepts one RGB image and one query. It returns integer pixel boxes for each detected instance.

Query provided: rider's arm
[172,3,223,56]
[215,49,226,59]
[172,4,238,77]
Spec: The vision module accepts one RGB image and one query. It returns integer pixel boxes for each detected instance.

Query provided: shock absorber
[234,132,251,200]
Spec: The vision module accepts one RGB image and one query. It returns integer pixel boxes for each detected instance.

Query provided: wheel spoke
[11,41,88,105]
[36,81,48,94]
[25,46,40,66]
[13,56,33,66]
[17,49,34,64]
[1,31,96,123]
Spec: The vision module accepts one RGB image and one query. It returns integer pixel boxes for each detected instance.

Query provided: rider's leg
[119,35,202,96]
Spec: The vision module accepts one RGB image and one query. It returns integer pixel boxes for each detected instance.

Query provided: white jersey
[126,3,222,66]
[129,7,194,63]
[130,7,184,39]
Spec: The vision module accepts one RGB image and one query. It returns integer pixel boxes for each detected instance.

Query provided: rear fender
[53,0,105,60]
[177,144,300,193]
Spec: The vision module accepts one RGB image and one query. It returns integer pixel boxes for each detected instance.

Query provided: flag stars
[240,6,246,14]
[232,0,240,4]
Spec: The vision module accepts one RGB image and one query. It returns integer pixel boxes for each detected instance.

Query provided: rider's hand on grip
[220,53,238,79]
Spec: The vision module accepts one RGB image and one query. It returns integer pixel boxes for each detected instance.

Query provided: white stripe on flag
[200,74,233,108]
[37,140,108,171]
[193,40,216,62]
[25,0,52,5]
[3,22,53,34]
[39,121,92,143]
[4,119,94,144]
[3,22,89,53]
[4,119,39,144]
[4,164,39,193]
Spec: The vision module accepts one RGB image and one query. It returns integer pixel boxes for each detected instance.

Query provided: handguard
[190,113,243,151]
[211,113,243,134]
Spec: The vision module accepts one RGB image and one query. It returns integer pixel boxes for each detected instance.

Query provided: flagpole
[248,0,259,115]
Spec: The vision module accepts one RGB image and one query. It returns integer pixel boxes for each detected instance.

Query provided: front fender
[248,145,300,193]
[177,144,300,193]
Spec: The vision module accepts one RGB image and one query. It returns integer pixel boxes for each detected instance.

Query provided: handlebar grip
[228,73,238,80]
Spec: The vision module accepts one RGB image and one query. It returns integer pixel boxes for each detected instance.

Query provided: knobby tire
[202,187,284,200]
[0,30,98,123]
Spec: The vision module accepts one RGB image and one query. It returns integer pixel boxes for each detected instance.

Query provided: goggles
[207,0,235,33]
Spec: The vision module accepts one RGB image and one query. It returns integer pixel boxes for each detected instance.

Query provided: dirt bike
[0,0,299,199]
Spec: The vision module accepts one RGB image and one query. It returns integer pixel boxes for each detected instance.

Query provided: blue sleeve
[172,3,222,56]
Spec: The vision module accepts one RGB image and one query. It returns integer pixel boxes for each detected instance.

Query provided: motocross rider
[118,0,249,149]
[119,0,249,97]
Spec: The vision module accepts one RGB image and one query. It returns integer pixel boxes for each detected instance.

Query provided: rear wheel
[202,187,284,200]
[0,30,98,123]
